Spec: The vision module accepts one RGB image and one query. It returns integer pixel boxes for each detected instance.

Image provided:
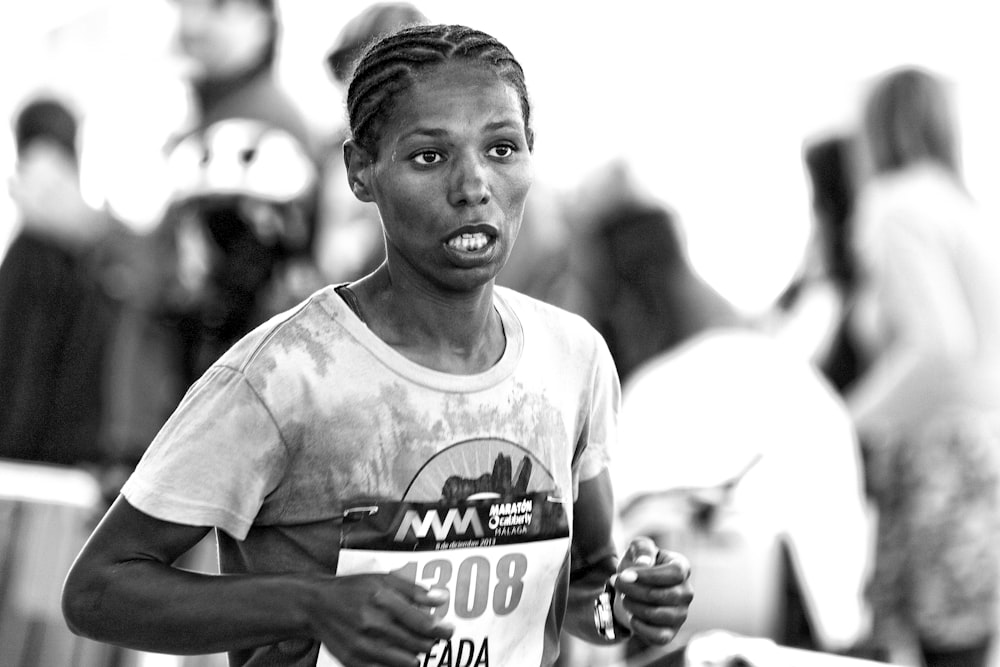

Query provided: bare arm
[563,470,619,643]
[62,496,452,665]
[564,470,692,646]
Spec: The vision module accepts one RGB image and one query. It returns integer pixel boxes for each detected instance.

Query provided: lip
[441,223,501,267]
[440,223,499,245]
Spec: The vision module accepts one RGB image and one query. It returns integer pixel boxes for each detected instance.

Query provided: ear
[343,140,375,203]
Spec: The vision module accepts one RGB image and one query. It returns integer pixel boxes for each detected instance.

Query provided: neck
[350,264,505,374]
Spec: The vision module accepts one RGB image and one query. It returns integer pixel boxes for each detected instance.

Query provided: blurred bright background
[3,0,1000,314]
[3,5,1000,666]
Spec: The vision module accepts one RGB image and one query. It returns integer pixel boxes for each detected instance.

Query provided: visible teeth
[447,232,489,252]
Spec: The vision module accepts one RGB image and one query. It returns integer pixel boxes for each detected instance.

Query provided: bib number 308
[398,553,527,620]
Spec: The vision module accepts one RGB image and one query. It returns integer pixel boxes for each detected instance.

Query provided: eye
[488,143,516,159]
[412,150,443,166]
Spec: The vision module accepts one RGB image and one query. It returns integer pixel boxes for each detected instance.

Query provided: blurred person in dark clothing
[0,96,120,466]
[100,0,326,458]
[158,116,320,385]
[165,0,321,255]
[771,133,867,394]
[102,116,321,461]
[558,161,730,385]
[166,0,321,267]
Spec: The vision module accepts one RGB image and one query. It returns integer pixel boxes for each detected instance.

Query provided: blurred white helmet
[166,117,316,205]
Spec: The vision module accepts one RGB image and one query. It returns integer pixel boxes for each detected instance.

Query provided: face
[347,61,533,294]
[172,0,272,80]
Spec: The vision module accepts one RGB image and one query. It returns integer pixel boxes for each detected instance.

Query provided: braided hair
[346,24,533,157]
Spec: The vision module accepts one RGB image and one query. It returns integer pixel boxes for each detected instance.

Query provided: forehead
[384,61,525,135]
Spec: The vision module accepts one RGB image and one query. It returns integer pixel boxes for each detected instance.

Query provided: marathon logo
[395,507,485,542]
[487,499,532,531]
[420,637,489,666]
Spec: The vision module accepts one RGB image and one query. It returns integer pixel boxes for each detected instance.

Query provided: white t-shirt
[121,284,618,666]
[611,328,871,652]
[849,162,1000,436]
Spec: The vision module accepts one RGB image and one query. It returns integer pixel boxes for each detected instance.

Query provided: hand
[312,570,454,666]
[611,536,693,646]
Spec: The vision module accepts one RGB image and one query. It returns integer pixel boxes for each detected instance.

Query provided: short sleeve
[121,365,289,540]
[573,329,620,491]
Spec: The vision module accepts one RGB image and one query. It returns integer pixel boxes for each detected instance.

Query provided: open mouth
[446,232,492,252]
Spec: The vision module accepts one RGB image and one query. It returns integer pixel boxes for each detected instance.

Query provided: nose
[448,153,490,207]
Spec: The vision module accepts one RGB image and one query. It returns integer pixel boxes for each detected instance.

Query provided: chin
[435,266,503,294]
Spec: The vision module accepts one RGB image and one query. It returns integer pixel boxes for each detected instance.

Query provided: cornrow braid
[346,24,533,156]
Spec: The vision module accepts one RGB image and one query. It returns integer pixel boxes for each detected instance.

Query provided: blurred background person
[169,0,313,150]
[166,0,322,291]
[561,190,871,666]
[161,117,319,384]
[313,1,428,285]
[97,0,326,465]
[0,95,141,667]
[100,115,321,471]
[0,94,121,468]
[553,160,685,384]
[848,65,1000,667]
[770,132,867,395]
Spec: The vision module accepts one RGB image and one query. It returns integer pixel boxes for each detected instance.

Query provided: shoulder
[496,286,600,341]
[214,285,345,374]
[495,286,611,365]
[859,164,972,229]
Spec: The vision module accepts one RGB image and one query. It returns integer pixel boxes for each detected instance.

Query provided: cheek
[374,178,443,242]
[371,168,424,217]
[501,164,534,214]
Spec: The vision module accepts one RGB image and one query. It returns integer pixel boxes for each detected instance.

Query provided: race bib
[319,491,570,667]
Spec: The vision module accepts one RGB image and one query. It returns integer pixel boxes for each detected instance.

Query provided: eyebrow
[399,119,523,142]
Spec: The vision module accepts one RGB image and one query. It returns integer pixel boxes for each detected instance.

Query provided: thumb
[625,536,658,568]
[615,536,658,585]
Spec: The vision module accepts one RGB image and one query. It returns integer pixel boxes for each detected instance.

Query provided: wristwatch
[593,578,629,641]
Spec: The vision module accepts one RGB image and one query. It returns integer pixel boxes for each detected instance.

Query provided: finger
[383,576,455,636]
[370,586,455,644]
[342,590,448,665]
[618,556,690,589]
[624,536,659,568]
[622,587,690,633]
[621,582,694,609]
[386,572,451,610]
[354,630,440,665]
[657,550,692,581]
[628,613,686,646]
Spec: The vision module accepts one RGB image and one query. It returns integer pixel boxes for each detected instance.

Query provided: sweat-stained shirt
[120,284,618,667]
